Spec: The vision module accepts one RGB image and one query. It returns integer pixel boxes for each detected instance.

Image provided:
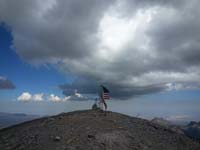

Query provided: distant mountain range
[0,112,40,129]
[151,117,200,141]
[183,121,200,141]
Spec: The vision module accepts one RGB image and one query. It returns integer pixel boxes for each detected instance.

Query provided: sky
[0,0,200,123]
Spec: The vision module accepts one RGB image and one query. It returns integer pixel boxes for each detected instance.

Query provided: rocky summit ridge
[0,110,200,150]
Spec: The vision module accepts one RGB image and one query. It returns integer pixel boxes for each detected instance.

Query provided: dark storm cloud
[59,78,98,95]
[109,84,168,99]
[146,1,200,69]
[59,78,169,99]
[0,0,114,62]
[0,77,15,89]
[1,0,200,99]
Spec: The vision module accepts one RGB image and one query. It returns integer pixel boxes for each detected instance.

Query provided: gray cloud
[0,77,15,89]
[0,0,114,62]
[59,78,170,99]
[1,0,200,98]
[59,78,98,95]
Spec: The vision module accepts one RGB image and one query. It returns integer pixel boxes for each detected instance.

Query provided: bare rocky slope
[0,110,200,150]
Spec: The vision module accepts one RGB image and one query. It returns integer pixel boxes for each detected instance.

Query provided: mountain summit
[0,110,199,150]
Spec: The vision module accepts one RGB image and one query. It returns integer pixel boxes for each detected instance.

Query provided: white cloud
[63,90,89,101]
[48,94,62,102]
[63,96,71,101]
[17,92,87,102]
[17,92,32,102]
[32,93,44,101]
[18,92,44,102]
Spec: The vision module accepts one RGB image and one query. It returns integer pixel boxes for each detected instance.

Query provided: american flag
[101,85,110,100]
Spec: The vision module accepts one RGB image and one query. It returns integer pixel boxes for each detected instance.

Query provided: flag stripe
[103,93,110,99]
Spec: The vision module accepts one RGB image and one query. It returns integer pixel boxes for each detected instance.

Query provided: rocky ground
[0,109,200,150]
[151,117,200,141]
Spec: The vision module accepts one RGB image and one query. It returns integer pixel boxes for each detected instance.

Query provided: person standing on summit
[98,85,110,111]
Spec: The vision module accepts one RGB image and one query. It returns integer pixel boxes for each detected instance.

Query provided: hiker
[92,98,99,110]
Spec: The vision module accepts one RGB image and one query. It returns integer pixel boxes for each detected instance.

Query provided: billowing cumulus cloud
[1,0,200,99]
[49,90,88,102]
[0,76,15,89]
[32,93,44,101]
[17,92,32,102]
[17,92,44,102]
[17,92,88,102]
[48,94,62,102]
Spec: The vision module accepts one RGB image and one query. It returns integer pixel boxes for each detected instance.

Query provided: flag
[101,85,110,100]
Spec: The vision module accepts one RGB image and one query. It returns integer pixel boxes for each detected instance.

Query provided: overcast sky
[0,0,200,121]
